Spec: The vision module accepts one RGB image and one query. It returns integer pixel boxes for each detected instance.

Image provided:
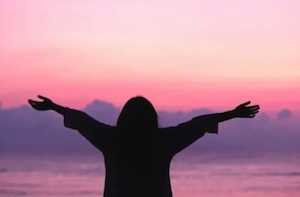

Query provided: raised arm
[160,101,260,155]
[28,95,114,151]
[217,101,259,122]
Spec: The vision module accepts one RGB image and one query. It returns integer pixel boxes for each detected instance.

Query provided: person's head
[117,96,158,132]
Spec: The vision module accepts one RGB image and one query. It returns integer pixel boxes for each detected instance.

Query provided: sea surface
[1,151,300,197]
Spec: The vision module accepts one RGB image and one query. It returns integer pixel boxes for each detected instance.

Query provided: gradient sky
[1,0,299,111]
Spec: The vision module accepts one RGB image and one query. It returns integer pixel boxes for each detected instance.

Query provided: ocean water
[1,151,300,197]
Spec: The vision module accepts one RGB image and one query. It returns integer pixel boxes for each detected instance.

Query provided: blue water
[1,151,300,197]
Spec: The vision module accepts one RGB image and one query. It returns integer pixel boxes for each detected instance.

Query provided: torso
[102,131,174,197]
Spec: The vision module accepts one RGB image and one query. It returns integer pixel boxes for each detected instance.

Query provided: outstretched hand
[28,95,54,111]
[233,101,260,118]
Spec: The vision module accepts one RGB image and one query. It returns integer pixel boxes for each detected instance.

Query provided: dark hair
[117,96,158,131]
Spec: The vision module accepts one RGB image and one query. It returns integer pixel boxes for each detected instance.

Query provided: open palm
[234,101,260,118]
[28,95,53,111]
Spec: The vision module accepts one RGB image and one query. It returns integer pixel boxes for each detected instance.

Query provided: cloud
[84,99,120,125]
[277,109,292,120]
[0,100,300,154]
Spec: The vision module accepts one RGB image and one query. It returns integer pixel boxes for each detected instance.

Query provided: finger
[246,106,259,112]
[28,101,38,109]
[241,101,251,106]
[249,106,259,110]
[249,114,256,118]
[28,99,36,105]
[249,105,260,109]
[251,109,260,114]
[38,95,47,100]
[29,99,43,104]
[249,107,260,112]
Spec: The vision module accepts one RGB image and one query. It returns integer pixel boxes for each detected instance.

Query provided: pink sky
[1,0,299,111]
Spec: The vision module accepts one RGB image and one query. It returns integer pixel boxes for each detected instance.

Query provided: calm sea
[1,151,300,197]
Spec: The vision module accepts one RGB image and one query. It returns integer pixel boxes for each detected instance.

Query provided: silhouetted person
[28,95,260,197]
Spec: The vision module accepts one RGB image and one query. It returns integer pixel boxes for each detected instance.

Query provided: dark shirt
[63,109,218,197]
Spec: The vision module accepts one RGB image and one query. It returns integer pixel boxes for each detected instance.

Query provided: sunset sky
[1,0,299,112]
